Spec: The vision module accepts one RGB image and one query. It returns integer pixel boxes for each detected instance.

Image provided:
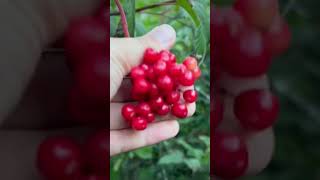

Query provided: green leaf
[110,16,120,36]
[177,0,200,26]
[134,147,153,160]
[184,158,201,172]
[158,151,184,165]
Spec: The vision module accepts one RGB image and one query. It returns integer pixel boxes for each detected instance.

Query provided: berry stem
[114,0,130,37]
[111,0,176,16]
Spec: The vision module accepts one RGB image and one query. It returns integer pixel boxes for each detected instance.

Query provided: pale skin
[0,0,273,179]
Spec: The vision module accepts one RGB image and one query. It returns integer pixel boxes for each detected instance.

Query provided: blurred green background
[110,0,210,179]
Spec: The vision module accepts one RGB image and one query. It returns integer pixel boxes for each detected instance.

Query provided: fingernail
[149,24,176,48]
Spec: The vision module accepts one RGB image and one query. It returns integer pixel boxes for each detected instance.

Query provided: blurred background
[215,0,320,179]
[110,0,210,179]
[223,0,320,179]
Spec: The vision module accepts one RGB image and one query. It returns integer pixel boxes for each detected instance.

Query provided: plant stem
[114,0,130,37]
[111,0,176,16]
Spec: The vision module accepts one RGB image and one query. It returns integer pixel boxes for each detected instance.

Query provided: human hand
[110,24,196,156]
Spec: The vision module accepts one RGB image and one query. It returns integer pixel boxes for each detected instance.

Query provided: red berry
[131,91,148,101]
[263,15,291,56]
[146,113,155,123]
[212,132,248,179]
[179,70,195,86]
[157,75,174,93]
[149,83,159,98]
[75,54,108,100]
[153,60,167,76]
[140,63,150,71]
[130,66,145,79]
[211,96,223,129]
[172,103,188,118]
[168,63,186,78]
[64,17,106,67]
[143,48,159,64]
[234,0,279,30]
[221,27,271,77]
[157,104,170,116]
[183,56,198,71]
[150,96,165,111]
[159,50,176,65]
[132,78,150,95]
[165,91,180,104]
[146,66,156,81]
[183,90,198,103]
[121,104,136,122]
[234,89,279,131]
[136,102,152,117]
[37,137,82,179]
[193,66,202,80]
[84,130,108,175]
[132,116,148,130]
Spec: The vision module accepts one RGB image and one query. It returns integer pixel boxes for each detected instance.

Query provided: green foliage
[110,0,210,179]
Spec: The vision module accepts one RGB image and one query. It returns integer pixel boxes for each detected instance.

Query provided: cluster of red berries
[122,48,201,131]
[37,3,108,180]
[37,130,107,180]
[212,0,289,178]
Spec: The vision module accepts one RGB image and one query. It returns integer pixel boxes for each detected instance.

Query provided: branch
[114,0,130,37]
[111,0,176,16]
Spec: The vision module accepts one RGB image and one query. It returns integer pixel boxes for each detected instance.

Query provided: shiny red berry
[146,113,155,123]
[121,104,136,122]
[132,78,150,95]
[183,56,198,71]
[150,96,165,111]
[146,66,156,81]
[149,83,159,98]
[165,91,180,104]
[234,89,279,131]
[179,70,195,86]
[157,75,174,93]
[221,27,271,77]
[140,63,150,71]
[143,48,159,64]
[183,90,198,103]
[37,137,82,179]
[153,60,167,76]
[83,130,108,175]
[157,104,170,116]
[132,116,148,130]
[130,67,145,79]
[168,63,186,77]
[136,102,152,117]
[212,132,248,179]
[172,103,188,118]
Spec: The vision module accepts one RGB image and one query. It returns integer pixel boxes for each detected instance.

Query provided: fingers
[110,102,195,130]
[217,71,275,176]
[110,24,176,99]
[0,128,90,180]
[110,120,179,156]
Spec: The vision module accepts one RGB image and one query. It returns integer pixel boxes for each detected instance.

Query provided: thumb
[110,24,176,99]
